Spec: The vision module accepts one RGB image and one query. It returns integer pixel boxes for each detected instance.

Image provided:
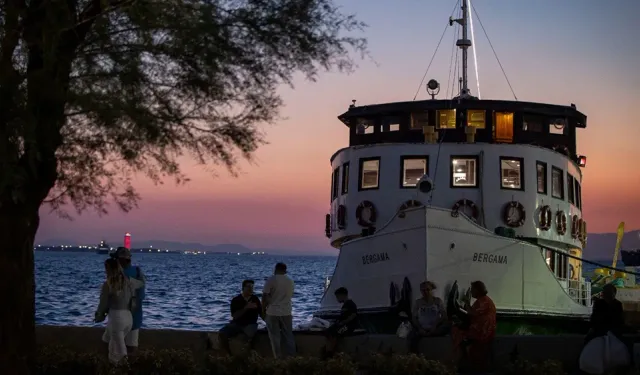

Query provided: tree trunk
[0,205,40,374]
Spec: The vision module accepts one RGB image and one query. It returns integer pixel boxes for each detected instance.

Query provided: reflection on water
[36,252,336,330]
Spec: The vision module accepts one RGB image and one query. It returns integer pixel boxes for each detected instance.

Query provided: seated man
[323,287,358,358]
[407,281,448,353]
[585,283,625,345]
[218,279,263,355]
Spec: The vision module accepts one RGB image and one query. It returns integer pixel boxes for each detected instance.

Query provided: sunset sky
[37,0,640,251]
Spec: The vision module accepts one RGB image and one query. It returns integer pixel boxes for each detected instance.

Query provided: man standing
[218,280,263,355]
[102,247,146,355]
[262,262,296,358]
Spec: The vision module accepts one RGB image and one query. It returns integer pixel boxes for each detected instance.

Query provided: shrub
[360,353,455,375]
[35,345,577,375]
[498,359,567,375]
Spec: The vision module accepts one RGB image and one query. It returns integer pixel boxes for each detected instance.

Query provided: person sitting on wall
[322,287,358,359]
[218,279,263,355]
[451,280,497,373]
[584,283,625,345]
[407,280,448,354]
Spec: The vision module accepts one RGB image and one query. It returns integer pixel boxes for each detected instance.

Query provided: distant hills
[35,238,337,257]
[37,230,640,259]
[583,230,640,260]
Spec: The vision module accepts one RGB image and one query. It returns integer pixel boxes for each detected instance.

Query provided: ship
[315,0,592,335]
[96,240,111,255]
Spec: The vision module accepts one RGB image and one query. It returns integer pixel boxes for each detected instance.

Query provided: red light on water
[124,233,131,249]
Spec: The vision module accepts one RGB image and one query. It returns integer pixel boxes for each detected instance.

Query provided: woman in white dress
[95,258,145,364]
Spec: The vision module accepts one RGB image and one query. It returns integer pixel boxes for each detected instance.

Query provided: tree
[0,0,366,371]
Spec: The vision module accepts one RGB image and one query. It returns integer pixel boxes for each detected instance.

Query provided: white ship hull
[317,206,592,334]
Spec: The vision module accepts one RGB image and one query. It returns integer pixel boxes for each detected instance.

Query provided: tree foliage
[0,0,367,216]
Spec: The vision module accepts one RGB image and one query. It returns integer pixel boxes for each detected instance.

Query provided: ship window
[545,249,555,273]
[332,167,340,200]
[494,112,514,143]
[500,157,523,190]
[359,157,380,190]
[341,162,349,195]
[575,181,582,209]
[557,253,568,279]
[551,167,564,199]
[451,156,478,188]
[549,118,566,135]
[356,118,375,135]
[467,109,486,128]
[401,156,429,188]
[567,173,575,205]
[523,114,544,132]
[536,161,547,194]
[411,112,429,130]
[437,109,456,129]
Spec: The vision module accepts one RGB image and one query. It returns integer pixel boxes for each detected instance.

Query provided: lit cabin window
[451,156,478,188]
[494,112,514,143]
[401,156,428,188]
[536,161,547,194]
[467,109,486,128]
[550,118,566,135]
[332,167,340,200]
[437,109,456,129]
[567,173,575,205]
[341,162,349,195]
[544,249,555,272]
[411,112,429,130]
[500,157,523,190]
[359,158,380,190]
[551,167,564,200]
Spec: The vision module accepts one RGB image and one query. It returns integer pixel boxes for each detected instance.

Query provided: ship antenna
[449,0,475,99]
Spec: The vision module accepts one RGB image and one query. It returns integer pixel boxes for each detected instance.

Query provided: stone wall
[35,325,614,368]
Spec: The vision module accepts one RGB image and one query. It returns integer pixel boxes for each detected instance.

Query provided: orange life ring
[539,205,552,231]
[356,200,377,227]
[400,200,423,211]
[451,199,479,221]
[503,201,526,228]
[571,215,580,239]
[556,211,567,235]
[337,205,347,229]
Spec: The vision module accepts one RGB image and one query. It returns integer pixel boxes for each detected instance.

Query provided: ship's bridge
[327,99,588,270]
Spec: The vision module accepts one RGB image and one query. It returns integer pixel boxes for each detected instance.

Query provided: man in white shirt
[262,262,296,358]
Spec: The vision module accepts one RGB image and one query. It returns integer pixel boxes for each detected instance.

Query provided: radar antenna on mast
[449,0,477,100]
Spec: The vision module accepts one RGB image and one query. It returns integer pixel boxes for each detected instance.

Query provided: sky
[37,0,640,251]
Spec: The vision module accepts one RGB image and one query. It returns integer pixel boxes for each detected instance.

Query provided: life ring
[556,211,567,235]
[580,220,587,243]
[337,205,347,229]
[571,215,580,239]
[539,205,552,231]
[356,200,377,227]
[502,201,526,228]
[399,200,423,211]
[451,199,479,221]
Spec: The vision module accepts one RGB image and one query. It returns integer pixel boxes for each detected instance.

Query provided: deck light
[577,155,587,168]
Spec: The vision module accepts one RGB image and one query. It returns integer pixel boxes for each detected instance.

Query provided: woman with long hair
[95,258,145,364]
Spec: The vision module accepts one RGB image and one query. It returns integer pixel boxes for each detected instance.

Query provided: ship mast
[450,0,476,99]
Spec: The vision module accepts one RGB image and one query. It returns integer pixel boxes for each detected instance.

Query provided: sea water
[35,251,336,330]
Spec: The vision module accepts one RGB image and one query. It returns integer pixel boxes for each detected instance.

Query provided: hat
[115,247,132,259]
